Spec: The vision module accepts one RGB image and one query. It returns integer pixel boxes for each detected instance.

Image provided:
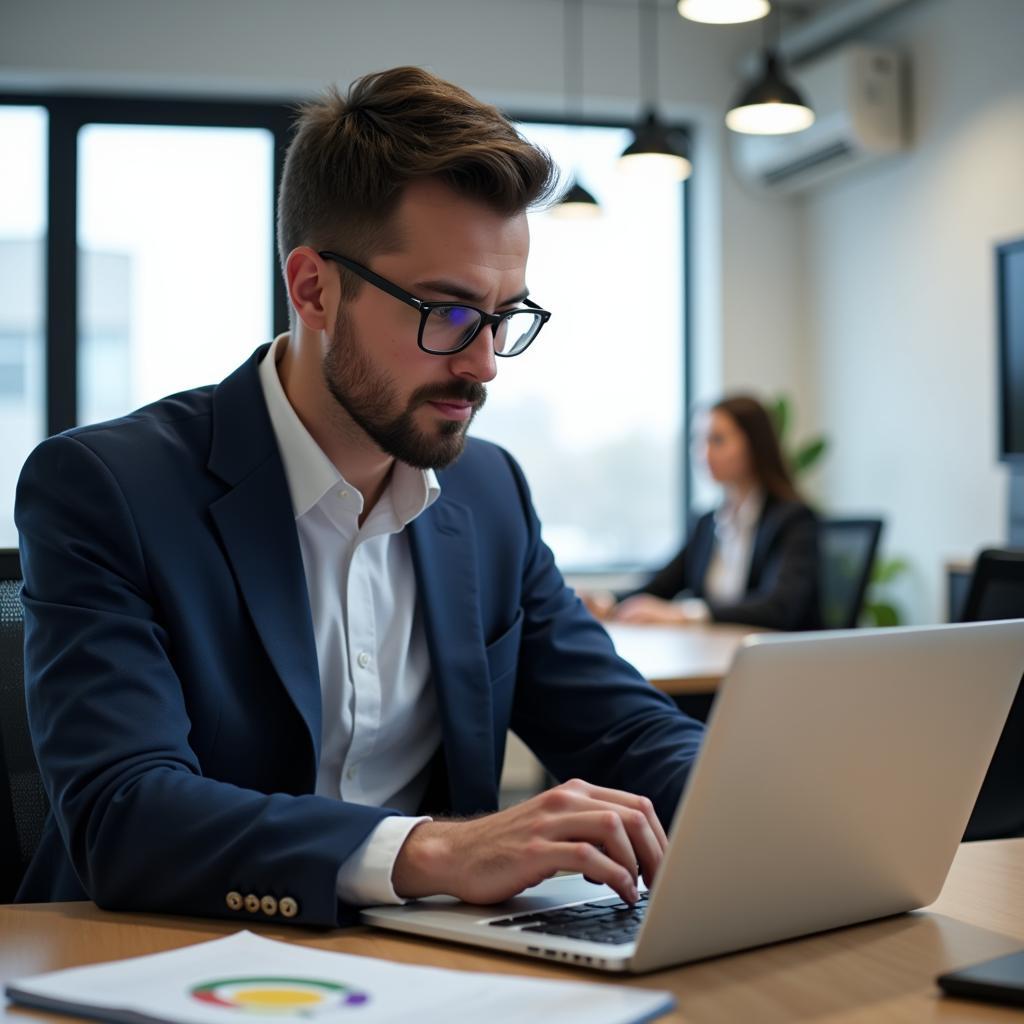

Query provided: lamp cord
[764,1,782,58]
[639,0,658,109]
[565,0,583,120]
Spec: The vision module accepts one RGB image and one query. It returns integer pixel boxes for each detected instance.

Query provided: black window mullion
[682,171,694,533]
[46,101,80,435]
[270,112,294,337]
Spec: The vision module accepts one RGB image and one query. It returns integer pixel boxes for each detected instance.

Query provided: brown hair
[277,66,558,303]
[712,394,802,504]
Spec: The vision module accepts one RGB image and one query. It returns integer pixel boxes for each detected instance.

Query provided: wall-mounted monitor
[998,237,1024,462]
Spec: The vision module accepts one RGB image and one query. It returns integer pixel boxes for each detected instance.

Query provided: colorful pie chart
[191,977,368,1015]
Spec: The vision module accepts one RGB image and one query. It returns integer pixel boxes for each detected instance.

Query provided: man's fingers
[543,840,639,904]
[559,781,669,853]
[614,808,664,888]
[545,811,638,887]
[550,805,662,890]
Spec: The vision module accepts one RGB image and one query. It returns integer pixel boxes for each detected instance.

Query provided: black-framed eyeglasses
[318,250,551,358]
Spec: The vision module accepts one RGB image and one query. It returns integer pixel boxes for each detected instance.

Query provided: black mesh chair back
[959,548,1024,841]
[0,549,49,901]
[818,519,884,630]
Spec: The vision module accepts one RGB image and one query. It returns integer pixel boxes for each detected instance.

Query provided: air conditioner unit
[731,44,906,194]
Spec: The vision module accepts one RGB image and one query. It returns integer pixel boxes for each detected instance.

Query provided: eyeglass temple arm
[317,251,423,312]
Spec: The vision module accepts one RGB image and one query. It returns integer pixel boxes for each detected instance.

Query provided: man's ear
[286,247,333,332]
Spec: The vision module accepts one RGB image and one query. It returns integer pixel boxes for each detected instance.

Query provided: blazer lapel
[408,498,497,814]
[691,514,716,598]
[746,496,781,589]
[206,348,322,774]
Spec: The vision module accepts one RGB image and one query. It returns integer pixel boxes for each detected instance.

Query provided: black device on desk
[938,949,1024,1008]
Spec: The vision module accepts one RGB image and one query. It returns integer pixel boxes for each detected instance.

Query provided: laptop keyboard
[486,891,649,945]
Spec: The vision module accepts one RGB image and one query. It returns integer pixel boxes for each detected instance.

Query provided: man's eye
[431,305,474,325]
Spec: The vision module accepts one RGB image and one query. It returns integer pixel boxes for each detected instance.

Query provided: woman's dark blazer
[639,494,822,631]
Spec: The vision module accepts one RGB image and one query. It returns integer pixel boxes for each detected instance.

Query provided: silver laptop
[363,620,1024,973]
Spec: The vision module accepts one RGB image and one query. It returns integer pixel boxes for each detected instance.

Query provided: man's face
[321,179,531,469]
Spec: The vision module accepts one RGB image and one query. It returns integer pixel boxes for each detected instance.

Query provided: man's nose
[448,326,498,384]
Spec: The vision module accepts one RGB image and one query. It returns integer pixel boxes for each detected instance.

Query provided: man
[16,67,704,926]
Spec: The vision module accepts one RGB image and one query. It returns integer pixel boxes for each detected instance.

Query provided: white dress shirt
[704,489,765,604]
[259,334,440,905]
[679,489,764,621]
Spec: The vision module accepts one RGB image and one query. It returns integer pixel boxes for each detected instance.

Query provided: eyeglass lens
[421,306,543,356]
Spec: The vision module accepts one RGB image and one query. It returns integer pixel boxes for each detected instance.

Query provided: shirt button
[346,764,358,779]
[337,489,348,499]
[357,651,371,669]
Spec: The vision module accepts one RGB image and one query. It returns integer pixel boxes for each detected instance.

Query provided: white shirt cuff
[335,815,432,907]
[677,597,712,622]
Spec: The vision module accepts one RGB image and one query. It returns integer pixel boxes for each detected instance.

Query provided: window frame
[0,93,692,574]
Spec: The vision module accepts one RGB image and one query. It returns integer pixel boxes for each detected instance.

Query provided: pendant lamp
[725,6,814,135]
[619,0,691,182]
[551,0,601,218]
[678,0,770,24]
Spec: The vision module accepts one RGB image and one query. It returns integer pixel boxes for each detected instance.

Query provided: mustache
[412,381,487,409]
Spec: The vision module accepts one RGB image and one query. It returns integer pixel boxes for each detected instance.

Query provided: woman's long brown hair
[712,394,802,504]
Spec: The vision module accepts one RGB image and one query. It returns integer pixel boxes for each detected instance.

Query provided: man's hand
[391,779,668,905]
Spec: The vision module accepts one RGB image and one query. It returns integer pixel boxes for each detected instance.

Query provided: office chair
[818,518,884,629]
[960,548,1024,841]
[0,548,49,902]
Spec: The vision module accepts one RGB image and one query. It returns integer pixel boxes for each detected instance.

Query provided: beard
[321,309,486,469]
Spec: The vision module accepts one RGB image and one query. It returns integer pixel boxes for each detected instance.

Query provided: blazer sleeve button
[226,891,243,911]
[244,893,261,913]
[279,896,299,918]
[260,895,278,916]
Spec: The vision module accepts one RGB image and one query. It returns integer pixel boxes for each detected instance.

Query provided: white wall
[801,0,1024,622]
[0,0,807,476]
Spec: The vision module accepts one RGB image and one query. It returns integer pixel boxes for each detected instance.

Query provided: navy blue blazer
[638,496,822,631]
[15,345,704,925]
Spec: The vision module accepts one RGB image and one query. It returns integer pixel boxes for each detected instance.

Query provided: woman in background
[587,394,821,631]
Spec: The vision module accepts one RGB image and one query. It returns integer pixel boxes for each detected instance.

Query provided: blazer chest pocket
[485,607,523,687]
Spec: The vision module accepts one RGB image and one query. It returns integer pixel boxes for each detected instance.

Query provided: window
[3,99,688,571]
[472,122,687,572]
[0,105,47,547]
[0,94,290,544]
[77,124,275,424]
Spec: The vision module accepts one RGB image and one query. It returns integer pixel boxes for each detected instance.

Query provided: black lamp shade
[559,181,600,206]
[726,52,815,134]
[550,178,602,218]
[619,110,692,180]
[622,109,690,161]
[732,52,808,108]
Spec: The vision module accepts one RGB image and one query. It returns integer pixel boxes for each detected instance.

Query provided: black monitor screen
[999,238,1024,459]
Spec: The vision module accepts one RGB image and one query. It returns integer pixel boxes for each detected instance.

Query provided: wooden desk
[2,840,1023,1022]
[606,622,762,695]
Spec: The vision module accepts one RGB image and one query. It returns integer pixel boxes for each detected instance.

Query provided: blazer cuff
[335,815,432,906]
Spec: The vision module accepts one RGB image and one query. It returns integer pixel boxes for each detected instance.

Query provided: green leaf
[770,396,790,441]
[864,602,901,627]
[871,558,910,584]
[792,438,828,474]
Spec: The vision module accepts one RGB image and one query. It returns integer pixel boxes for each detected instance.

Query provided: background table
[3,840,1023,1023]
[606,622,763,695]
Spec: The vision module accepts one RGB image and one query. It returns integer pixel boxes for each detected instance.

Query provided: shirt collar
[258,333,440,524]
[715,487,765,534]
